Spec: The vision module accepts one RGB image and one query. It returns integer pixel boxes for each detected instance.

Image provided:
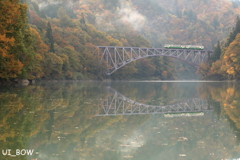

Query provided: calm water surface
[0,81,240,160]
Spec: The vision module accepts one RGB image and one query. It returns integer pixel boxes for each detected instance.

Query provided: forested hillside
[1,0,145,80]
[30,0,240,47]
[41,0,239,48]
[0,0,239,81]
[200,17,240,80]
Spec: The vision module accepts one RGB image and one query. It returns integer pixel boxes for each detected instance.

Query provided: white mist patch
[35,0,77,10]
[118,0,146,31]
[37,1,62,10]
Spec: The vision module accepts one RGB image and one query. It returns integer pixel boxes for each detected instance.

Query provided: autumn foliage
[1,0,240,80]
[0,0,24,78]
[205,18,240,80]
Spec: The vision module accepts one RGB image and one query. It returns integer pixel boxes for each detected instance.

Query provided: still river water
[0,81,240,160]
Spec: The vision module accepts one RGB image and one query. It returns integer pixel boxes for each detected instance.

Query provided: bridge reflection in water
[96,87,213,117]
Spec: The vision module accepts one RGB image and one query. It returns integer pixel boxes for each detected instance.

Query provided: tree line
[199,17,240,80]
[0,0,195,81]
[1,0,238,81]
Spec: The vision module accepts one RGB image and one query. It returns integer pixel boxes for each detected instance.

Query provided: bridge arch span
[97,46,213,75]
[96,87,213,116]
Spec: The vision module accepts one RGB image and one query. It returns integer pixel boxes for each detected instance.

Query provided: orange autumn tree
[0,0,24,78]
[209,33,240,80]
[0,0,34,79]
[221,33,240,79]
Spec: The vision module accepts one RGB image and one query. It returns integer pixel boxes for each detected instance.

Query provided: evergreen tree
[226,16,240,47]
[211,41,221,62]
[213,16,219,29]
[80,14,87,32]
[46,22,55,53]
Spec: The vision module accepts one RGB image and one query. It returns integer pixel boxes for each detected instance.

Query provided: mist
[117,0,146,31]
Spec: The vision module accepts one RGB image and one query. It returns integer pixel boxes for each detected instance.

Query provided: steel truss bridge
[97,46,213,75]
[96,88,213,116]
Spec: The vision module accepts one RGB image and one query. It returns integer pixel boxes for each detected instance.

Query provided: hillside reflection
[0,82,239,160]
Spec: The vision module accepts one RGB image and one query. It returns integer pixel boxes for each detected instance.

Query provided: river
[0,81,240,160]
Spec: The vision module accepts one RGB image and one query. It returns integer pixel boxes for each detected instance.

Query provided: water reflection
[97,87,213,116]
[0,81,239,160]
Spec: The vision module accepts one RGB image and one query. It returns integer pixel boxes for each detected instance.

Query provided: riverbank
[0,78,239,87]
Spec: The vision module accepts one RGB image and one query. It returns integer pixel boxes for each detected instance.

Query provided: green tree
[211,41,222,62]
[226,16,240,47]
[212,16,219,29]
[46,22,55,53]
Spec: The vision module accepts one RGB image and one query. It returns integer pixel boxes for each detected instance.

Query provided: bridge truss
[96,88,213,116]
[97,46,213,75]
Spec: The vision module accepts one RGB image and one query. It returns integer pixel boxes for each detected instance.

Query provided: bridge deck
[97,46,213,75]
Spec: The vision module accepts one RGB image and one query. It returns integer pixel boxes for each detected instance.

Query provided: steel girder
[97,46,213,75]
